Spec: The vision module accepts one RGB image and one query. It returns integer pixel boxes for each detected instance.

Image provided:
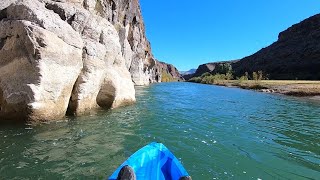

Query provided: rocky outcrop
[0,0,138,122]
[184,61,238,80]
[0,0,183,122]
[0,0,85,121]
[93,0,159,85]
[233,14,320,80]
[153,61,184,82]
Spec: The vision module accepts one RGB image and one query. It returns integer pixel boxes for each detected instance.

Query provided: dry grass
[214,80,320,96]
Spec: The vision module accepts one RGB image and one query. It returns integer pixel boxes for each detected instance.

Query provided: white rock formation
[0,0,136,121]
[0,0,183,122]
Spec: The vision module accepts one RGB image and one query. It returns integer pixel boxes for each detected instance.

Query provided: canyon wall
[0,0,181,122]
[187,14,320,80]
[233,14,320,80]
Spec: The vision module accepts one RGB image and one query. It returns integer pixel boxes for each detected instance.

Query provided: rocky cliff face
[154,61,184,82]
[188,14,320,81]
[107,0,160,85]
[233,14,320,80]
[184,61,238,80]
[0,0,180,122]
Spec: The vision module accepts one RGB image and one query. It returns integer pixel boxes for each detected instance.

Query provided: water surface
[0,82,319,179]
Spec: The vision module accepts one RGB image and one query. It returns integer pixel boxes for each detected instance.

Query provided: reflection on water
[0,108,142,179]
[0,83,319,179]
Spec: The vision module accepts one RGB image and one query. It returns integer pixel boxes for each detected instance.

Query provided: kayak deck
[109,142,189,180]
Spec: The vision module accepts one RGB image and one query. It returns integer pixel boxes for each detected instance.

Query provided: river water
[0,82,319,179]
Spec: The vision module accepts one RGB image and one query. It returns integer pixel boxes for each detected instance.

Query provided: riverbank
[195,80,320,97]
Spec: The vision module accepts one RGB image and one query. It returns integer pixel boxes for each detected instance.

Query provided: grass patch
[188,72,320,97]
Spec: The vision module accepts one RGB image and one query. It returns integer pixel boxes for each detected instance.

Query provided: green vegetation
[217,63,233,74]
[189,63,235,84]
[237,72,249,83]
[188,70,320,96]
[252,72,258,81]
[161,71,174,82]
[252,71,264,81]
[189,72,234,84]
[189,70,268,84]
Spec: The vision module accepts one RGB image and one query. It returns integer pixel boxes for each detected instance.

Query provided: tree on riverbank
[189,70,267,85]
[189,72,234,84]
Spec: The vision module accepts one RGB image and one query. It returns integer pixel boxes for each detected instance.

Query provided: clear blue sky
[139,0,320,71]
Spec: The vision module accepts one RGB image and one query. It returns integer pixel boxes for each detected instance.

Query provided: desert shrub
[189,77,202,83]
[251,70,264,81]
[252,72,258,81]
[201,75,212,84]
[215,63,233,74]
[161,71,173,82]
[225,72,233,80]
[190,72,234,84]
[201,72,211,78]
[258,70,263,80]
[245,72,249,79]
[237,75,248,83]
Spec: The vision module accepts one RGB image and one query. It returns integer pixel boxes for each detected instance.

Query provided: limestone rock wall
[0,0,183,122]
[83,0,182,85]
[0,0,137,121]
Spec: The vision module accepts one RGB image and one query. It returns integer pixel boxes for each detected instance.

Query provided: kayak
[109,142,190,180]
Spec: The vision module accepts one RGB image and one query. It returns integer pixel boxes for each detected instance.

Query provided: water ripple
[0,82,319,179]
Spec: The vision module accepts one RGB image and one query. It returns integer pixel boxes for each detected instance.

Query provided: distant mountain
[183,60,239,80]
[188,14,320,80]
[180,69,197,75]
[193,60,239,77]
[233,14,320,80]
